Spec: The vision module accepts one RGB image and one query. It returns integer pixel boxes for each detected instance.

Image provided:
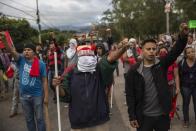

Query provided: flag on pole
[5,31,14,47]
[54,52,62,131]
[0,31,14,49]
[110,84,114,109]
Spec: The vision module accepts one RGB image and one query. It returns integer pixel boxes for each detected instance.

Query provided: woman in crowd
[179,46,196,128]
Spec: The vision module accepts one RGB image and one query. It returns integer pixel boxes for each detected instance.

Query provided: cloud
[0,0,112,29]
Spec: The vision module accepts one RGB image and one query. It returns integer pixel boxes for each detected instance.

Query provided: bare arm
[107,38,130,63]
[0,32,19,60]
[174,67,180,94]
[42,77,49,105]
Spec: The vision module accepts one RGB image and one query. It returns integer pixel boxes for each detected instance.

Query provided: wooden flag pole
[110,84,114,109]
[54,52,62,131]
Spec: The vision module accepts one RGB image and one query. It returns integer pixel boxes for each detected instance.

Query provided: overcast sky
[0,0,112,28]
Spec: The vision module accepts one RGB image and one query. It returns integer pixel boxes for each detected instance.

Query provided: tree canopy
[0,14,76,48]
[0,15,38,46]
[101,0,196,40]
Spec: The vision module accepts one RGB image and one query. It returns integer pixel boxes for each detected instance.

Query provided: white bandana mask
[66,48,76,59]
[77,56,97,72]
[66,38,77,59]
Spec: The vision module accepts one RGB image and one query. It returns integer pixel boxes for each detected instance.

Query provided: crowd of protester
[0,23,196,131]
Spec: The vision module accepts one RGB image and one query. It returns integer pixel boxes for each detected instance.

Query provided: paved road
[0,62,195,131]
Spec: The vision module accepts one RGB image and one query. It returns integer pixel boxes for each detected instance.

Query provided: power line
[0,13,36,21]
[0,1,57,29]
[7,0,36,11]
[0,13,52,28]
[0,1,36,19]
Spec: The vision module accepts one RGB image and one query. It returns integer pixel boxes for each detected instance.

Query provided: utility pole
[36,0,41,43]
[165,0,171,34]
[166,11,169,34]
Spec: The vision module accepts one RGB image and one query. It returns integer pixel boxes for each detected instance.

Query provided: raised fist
[179,23,189,36]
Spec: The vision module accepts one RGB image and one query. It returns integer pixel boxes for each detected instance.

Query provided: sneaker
[183,121,189,128]
[9,112,17,118]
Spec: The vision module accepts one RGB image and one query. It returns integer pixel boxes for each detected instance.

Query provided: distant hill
[56,25,91,32]
[31,24,92,33]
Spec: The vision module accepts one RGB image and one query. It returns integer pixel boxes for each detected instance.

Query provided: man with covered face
[53,38,130,130]
[65,38,78,67]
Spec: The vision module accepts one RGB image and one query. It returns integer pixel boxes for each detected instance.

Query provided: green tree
[41,29,76,46]
[175,0,196,20]
[0,15,76,49]
[0,15,38,46]
[102,0,195,39]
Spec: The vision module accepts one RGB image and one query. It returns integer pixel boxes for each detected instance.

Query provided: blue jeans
[181,86,196,122]
[20,95,46,131]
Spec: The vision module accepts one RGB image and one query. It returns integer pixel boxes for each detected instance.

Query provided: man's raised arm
[107,38,130,63]
[0,32,19,60]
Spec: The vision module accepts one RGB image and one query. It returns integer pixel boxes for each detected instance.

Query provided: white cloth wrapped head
[66,38,78,59]
[76,45,97,72]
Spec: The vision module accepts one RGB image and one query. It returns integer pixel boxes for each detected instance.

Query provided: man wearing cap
[96,43,106,62]
[0,32,48,131]
[53,38,130,130]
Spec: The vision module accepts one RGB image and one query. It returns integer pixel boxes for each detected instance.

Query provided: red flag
[0,40,4,49]
[0,31,13,49]
[5,31,13,47]
[6,66,14,78]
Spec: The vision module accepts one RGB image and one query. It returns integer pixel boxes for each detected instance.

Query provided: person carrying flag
[0,32,48,131]
[53,38,130,130]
